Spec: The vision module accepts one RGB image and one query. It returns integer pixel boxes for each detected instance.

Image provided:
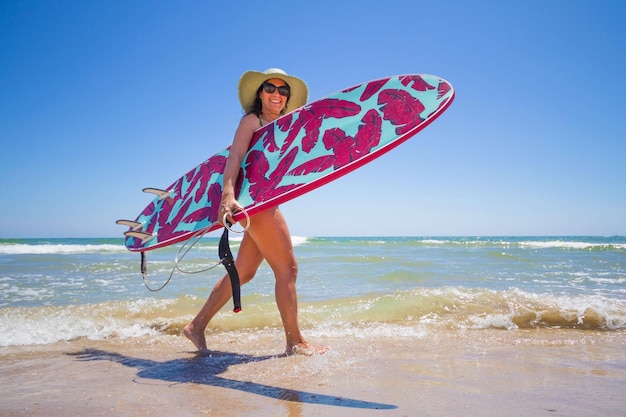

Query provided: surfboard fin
[124,230,155,244]
[142,188,171,200]
[115,219,143,230]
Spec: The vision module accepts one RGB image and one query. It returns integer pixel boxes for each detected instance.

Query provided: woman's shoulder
[239,112,261,128]
[232,113,261,143]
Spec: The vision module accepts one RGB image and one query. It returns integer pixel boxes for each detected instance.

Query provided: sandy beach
[2,328,624,417]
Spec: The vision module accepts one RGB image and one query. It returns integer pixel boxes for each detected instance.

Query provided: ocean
[1,235,625,347]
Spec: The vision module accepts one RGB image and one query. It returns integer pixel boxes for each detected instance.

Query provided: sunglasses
[262,82,290,97]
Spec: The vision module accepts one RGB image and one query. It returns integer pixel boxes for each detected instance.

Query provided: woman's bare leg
[183,232,263,351]
[245,207,328,355]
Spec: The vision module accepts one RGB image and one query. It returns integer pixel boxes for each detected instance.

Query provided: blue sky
[1,0,625,238]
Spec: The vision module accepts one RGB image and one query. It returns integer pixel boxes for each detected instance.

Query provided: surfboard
[118,74,454,252]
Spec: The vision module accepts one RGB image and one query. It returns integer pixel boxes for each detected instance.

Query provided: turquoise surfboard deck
[119,74,455,251]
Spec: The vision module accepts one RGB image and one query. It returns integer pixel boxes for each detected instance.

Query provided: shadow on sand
[67,348,396,411]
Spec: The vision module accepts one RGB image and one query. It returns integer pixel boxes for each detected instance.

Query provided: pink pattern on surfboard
[182,182,223,225]
[244,146,301,202]
[378,89,426,135]
[288,109,383,175]
[400,75,436,92]
[437,81,451,99]
[360,79,388,101]
[280,98,362,155]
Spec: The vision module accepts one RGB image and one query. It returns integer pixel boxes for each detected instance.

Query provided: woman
[183,68,328,356]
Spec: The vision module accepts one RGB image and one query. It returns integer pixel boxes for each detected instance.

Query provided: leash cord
[139,212,247,312]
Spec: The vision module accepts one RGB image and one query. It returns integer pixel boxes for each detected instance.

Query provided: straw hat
[238,68,308,113]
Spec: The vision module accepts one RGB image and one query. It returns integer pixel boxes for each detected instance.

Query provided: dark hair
[247,81,291,116]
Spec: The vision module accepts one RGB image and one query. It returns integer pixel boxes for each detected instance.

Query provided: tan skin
[183,78,328,356]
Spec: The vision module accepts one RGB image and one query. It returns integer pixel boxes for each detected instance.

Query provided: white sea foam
[0,243,126,255]
[589,277,626,285]
[0,299,174,346]
[1,289,625,347]
[519,240,626,249]
[463,289,626,331]
[420,239,448,245]
[291,236,309,247]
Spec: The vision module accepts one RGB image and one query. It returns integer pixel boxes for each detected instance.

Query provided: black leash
[218,221,242,312]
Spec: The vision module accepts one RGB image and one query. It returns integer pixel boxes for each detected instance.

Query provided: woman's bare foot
[286,342,330,356]
[183,322,208,351]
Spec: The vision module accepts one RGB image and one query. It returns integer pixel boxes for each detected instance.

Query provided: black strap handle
[218,222,242,312]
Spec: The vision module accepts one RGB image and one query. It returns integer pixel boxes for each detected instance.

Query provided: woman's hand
[218,195,243,227]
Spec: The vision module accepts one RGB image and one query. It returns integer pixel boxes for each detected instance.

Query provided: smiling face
[259,78,289,115]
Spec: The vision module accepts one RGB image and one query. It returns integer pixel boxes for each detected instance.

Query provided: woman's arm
[219,113,259,224]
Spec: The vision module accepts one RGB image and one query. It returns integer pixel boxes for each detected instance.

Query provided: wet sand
[1,329,624,417]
